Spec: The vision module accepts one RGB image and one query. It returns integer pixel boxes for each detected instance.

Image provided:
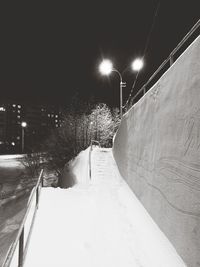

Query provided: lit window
[17,115,21,119]
[0,107,5,112]
[55,115,58,118]
[56,124,58,127]
[12,104,16,107]
[48,114,50,117]
[18,105,21,108]
[18,110,20,113]
[17,136,20,140]
[11,142,15,146]
[55,119,58,123]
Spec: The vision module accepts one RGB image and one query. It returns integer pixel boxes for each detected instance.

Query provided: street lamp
[21,121,27,153]
[131,58,144,71]
[99,59,125,118]
[99,58,144,118]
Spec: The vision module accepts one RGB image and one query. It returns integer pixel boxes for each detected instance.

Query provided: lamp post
[21,121,27,153]
[99,58,144,118]
[111,69,125,119]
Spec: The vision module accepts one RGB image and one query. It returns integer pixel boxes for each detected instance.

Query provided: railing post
[89,152,91,180]
[41,175,44,187]
[18,227,24,267]
[89,141,92,180]
[36,187,39,209]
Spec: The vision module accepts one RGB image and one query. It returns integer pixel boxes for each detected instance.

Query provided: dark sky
[0,1,199,107]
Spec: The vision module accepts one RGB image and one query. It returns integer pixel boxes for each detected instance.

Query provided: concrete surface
[113,36,200,267]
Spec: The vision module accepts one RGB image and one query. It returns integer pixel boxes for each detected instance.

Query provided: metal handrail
[131,19,200,104]
[2,169,44,267]
[89,140,100,179]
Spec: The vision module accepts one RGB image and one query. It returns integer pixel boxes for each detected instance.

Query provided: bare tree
[21,152,42,178]
[89,103,120,147]
[43,102,120,187]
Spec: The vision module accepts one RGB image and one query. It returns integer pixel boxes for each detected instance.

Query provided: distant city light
[99,59,113,75]
[21,121,27,128]
[131,58,144,71]
[0,107,6,112]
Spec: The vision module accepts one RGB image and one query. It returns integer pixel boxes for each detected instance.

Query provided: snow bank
[0,155,23,160]
[62,147,90,187]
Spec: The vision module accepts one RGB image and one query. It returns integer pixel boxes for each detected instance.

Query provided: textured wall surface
[113,36,200,267]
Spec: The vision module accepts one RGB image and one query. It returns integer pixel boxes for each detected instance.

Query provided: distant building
[0,103,62,154]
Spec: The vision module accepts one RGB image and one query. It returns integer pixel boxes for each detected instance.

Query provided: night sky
[0,1,199,107]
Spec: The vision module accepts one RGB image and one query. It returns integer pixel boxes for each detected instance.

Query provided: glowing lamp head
[131,58,144,71]
[99,59,113,75]
[21,121,27,128]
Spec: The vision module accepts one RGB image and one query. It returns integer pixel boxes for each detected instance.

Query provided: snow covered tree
[43,101,120,187]
[88,103,119,147]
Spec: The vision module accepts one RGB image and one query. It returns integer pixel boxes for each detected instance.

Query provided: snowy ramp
[24,148,186,267]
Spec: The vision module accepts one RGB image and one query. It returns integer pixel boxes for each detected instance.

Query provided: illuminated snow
[22,147,186,267]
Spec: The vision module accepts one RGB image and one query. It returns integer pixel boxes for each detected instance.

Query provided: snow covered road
[24,148,186,267]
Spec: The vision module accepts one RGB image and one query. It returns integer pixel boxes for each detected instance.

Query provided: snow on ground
[0,155,23,169]
[0,155,23,160]
[23,147,186,267]
[64,147,90,185]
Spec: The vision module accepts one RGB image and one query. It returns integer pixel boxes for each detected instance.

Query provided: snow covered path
[24,148,186,267]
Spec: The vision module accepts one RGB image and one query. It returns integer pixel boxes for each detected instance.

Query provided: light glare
[21,121,27,128]
[99,59,113,75]
[132,58,144,71]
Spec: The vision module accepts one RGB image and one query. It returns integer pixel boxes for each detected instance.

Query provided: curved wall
[113,36,200,267]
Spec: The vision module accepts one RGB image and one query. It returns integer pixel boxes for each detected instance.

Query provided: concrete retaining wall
[113,36,200,267]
